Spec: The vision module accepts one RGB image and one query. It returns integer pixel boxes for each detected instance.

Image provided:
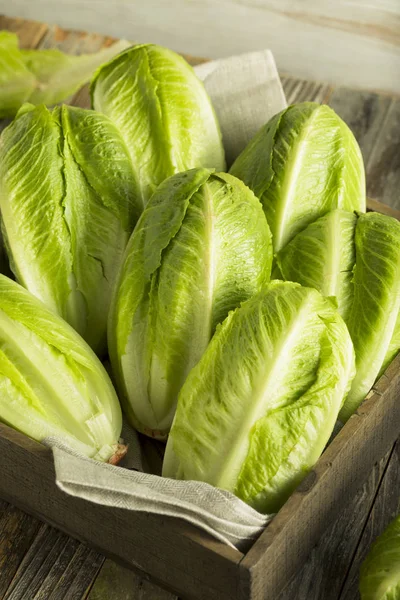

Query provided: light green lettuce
[163,281,355,513]
[0,31,130,118]
[0,274,122,462]
[0,31,36,119]
[342,212,400,420]
[0,103,140,356]
[108,168,272,439]
[91,44,225,206]
[277,210,357,321]
[230,102,366,252]
[360,514,400,600]
[276,210,400,421]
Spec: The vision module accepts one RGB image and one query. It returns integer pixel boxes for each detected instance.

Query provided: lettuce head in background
[0,30,130,119]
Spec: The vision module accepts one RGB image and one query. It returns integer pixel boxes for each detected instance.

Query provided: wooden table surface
[0,14,400,600]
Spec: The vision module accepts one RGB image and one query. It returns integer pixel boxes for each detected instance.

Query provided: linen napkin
[46,48,287,552]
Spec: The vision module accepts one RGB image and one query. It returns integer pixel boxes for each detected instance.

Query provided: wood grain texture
[366,98,400,210]
[86,559,177,600]
[340,440,400,600]
[1,1,399,93]
[281,76,332,105]
[2,522,104,600]
[276,447,394,599]
[0,505,42,598]
[329,88,400,209]
[0,424,242,600]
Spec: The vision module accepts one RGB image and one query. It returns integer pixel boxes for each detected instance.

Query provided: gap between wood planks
[339,441,398,597]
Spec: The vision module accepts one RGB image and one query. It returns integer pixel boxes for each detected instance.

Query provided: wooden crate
[0,15,400,600]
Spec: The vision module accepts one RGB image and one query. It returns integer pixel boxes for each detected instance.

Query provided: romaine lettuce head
[91,44,226,206]
[230,102,366,252]
[0,103,140,356]
[276,210,400,421]
[0,275,122,462]
[0,31,130,118]
[163,281,355,513]
[108,168,272,439]
[360,514,400,600]
[342,212,400,421]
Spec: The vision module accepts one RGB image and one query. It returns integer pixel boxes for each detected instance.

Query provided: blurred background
[0,0,399,94]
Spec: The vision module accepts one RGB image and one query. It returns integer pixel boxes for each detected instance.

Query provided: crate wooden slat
[0,424,242,600]
[0,15,400,600]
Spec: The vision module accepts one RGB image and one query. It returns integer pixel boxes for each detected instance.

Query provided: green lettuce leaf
[380,310,400,376]
[276,210,400,421]
[0,32,36,118]
[163,281,355,513]
[277,210,357,321]
[108,169,272,438]
[91,44,226,206]
[360,514,400,600]
[230,102,366,252]
[341,212,400,420]
[0,31,130,118]
[0,275,122,461]
[0,103,140,355]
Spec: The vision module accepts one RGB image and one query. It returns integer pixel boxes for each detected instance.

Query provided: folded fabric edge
[44,437,271,551]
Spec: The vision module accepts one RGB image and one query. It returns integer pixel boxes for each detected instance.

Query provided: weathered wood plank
[282,76,332,105]
[276,447,393,599]
[340,440,400,600]
[0,423,243,600]
[0,15,48,48]
[329,87,393,168]
[329,88,400,209]
[3,524,104,600]
[366,98,400,210]
[366,197,400,220]
[0,505,42,598]
[45,544,103,600]
[2,0,400,94]
[86,559,177,600]
[55,548,103,600]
